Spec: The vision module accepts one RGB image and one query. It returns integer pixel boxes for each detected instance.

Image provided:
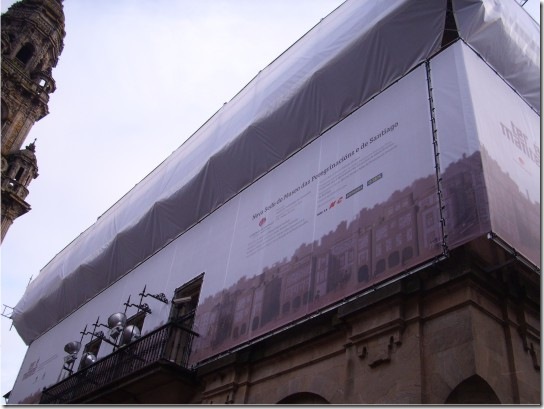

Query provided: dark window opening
[302,291,309,305]
[16,43,34,65]
[252,316,260,331]
[165,273,204,365]
[127,311,145,330]
[293,295,301,310]
[15,167,24,181]
[445,375,501,404]
[388,251,400,268]
[1,99,8,129]
[78,338,101,370]
[278,392,330,404]
[282,301,291,315]
[358,265,369,283]
[118,311,145,346]
[402,246,414,262]
[375,259,386,276]
[169,273,203,326]
[240,323,247,335]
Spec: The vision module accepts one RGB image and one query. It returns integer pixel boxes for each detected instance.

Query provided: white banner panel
[191,64,440,362]
[430,42,491,249]
[431,42,540,267]
[8,199,240,403]
[462,42,540,266]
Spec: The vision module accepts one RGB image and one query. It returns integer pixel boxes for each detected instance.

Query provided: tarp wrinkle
[12,0,538,345]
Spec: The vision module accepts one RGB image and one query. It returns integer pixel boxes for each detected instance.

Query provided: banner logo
[500,121,540,167]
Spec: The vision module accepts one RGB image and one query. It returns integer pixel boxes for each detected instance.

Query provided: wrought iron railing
[40,320,198,404]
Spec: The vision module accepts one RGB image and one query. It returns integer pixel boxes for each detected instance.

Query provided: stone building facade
[1,0,65,241]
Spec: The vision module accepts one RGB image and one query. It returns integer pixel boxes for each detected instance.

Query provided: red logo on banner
[259,217,267,227]
[329,196,343,209]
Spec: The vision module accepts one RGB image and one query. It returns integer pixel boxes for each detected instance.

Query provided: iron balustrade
[40,319,198,404]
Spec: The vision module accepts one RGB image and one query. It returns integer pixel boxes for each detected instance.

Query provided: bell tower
[1,0,65,242]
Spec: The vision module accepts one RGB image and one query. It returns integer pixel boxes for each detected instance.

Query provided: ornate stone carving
[1,0,65,242]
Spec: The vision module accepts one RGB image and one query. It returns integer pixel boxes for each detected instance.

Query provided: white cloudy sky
[0,0,540,399]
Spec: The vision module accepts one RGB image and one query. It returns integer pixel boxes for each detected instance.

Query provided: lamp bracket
[139,285,169,304]
[124,302,152,315]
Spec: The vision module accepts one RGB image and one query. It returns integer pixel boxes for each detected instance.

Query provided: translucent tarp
[453,0,540,112]
[432,41,540,266]
[11,0,539,345]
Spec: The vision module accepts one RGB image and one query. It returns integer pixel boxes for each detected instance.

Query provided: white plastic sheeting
[11,0,539,345]
[431,42,541,267]
[430,41,541,264]
[453,0,540,112]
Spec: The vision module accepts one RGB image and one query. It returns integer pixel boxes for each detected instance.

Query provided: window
[122,310,145,344]
[388,251,400,268]
[402,246,414,262]
[292,295,301,310]
[169,273,203,325]
[15,43,34,65]
[358,265,369,283]
[347,249,354,264]
[78,337,101,370]
[375,259,386,275]
[282,301,290,315]
[252,316,260,331]
[1,99,8,130]
[165,273,203,365]
[302,290,310,305]
[15,167,24,181]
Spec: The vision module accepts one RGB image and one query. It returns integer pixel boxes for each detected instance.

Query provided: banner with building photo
[190,64,442,363]
[430,42,540,268]
[463,43,540,267]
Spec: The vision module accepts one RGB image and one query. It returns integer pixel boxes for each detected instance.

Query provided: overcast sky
[0,0,540,399]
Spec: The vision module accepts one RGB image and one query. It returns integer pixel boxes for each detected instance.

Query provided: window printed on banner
[190,65,441,364]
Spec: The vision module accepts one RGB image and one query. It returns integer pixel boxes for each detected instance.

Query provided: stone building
[1,0,65,242]
[5,0,540,405]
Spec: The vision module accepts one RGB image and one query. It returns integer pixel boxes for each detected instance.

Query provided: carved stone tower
[1,0,65,242]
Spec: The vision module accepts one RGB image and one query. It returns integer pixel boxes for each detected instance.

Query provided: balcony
[1,177,30,200]
[40,321,199,404]
[2,58,51,104]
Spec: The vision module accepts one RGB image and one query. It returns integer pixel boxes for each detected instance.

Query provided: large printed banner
[465,44,540,267]
[9,65,441,403]
[10,44,541,405]
[431,42,540,267]
[190,65,441,362]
